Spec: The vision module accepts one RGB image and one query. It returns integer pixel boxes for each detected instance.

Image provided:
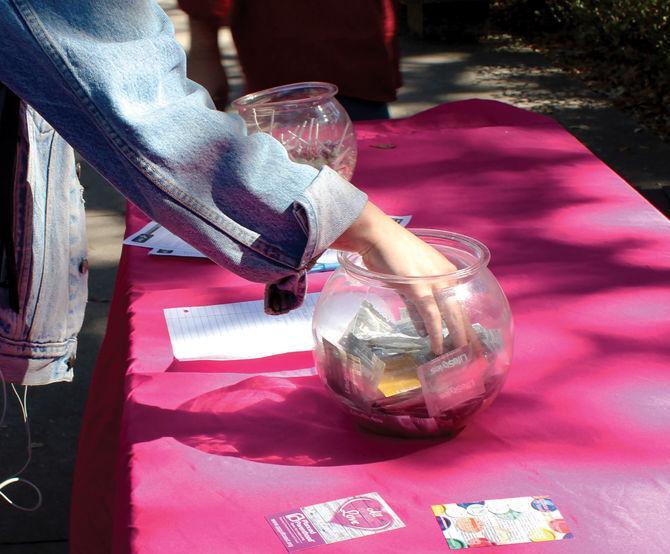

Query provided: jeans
[0,0,367,384]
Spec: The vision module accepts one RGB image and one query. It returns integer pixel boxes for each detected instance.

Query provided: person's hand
[332,202,470,355]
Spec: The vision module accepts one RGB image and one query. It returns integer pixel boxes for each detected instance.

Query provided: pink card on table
[431,495,573,549]
[267,492,405,551]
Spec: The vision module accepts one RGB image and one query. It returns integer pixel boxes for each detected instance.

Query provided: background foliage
[491,0,670,138]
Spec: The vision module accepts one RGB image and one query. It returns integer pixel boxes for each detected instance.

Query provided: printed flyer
[432,495,573,549]
[267,492,405,551]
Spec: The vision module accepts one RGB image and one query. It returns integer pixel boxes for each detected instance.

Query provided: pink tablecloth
[70,100,670,553]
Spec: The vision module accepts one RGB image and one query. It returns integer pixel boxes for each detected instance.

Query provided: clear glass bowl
[312,230,513,438]
[232,82,357,180]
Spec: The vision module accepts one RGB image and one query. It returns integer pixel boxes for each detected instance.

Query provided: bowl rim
[337,228,491,283]
[232,82,339,110]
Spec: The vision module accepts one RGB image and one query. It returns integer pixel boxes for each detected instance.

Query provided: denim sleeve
[0,0,368,313]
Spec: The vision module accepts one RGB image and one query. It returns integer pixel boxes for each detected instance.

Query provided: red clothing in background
[178,0,232,26]
[179,0,401,103]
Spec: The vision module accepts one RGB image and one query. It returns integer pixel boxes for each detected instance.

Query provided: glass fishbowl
[232,82,357,180]
[312,229,513,438]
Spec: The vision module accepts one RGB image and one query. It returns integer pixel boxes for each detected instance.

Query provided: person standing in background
[179,0,401,120]
[179,0,233,109]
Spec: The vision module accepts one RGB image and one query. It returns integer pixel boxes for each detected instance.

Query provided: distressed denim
[0,95,87,385]
[0,0,368,384]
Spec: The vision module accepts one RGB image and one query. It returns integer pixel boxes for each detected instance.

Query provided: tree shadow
[125,362,658,470]
[128,375,443,466]
[395,35,670,215]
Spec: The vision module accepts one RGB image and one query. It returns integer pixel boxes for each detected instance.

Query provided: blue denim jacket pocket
[0,100,88,385]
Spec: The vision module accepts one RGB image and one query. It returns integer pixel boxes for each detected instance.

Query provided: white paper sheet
[164,293,320,361]
[149,246,205,257]
[124,222,206,257]
[124,216,413,264]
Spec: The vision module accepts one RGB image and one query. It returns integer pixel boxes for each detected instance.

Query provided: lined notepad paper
[164,293,319,361]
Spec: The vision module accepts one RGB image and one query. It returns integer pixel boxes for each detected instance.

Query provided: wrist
[331,202,391,254]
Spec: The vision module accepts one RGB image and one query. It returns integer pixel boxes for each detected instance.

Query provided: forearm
[0,0,367,310]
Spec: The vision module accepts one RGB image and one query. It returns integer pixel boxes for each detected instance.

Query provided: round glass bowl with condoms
[233,82,357,180]
[312,229,513,438]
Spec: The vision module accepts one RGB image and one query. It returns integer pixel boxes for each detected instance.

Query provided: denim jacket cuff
[294,165,368,267]
[264,272,307,315]
[264,166,368,315]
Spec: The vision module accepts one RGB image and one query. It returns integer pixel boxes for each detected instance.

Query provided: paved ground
[1,4,668,552]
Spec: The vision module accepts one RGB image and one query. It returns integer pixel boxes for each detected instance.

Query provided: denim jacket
[0,0,367,385]
[0,89,87,385]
